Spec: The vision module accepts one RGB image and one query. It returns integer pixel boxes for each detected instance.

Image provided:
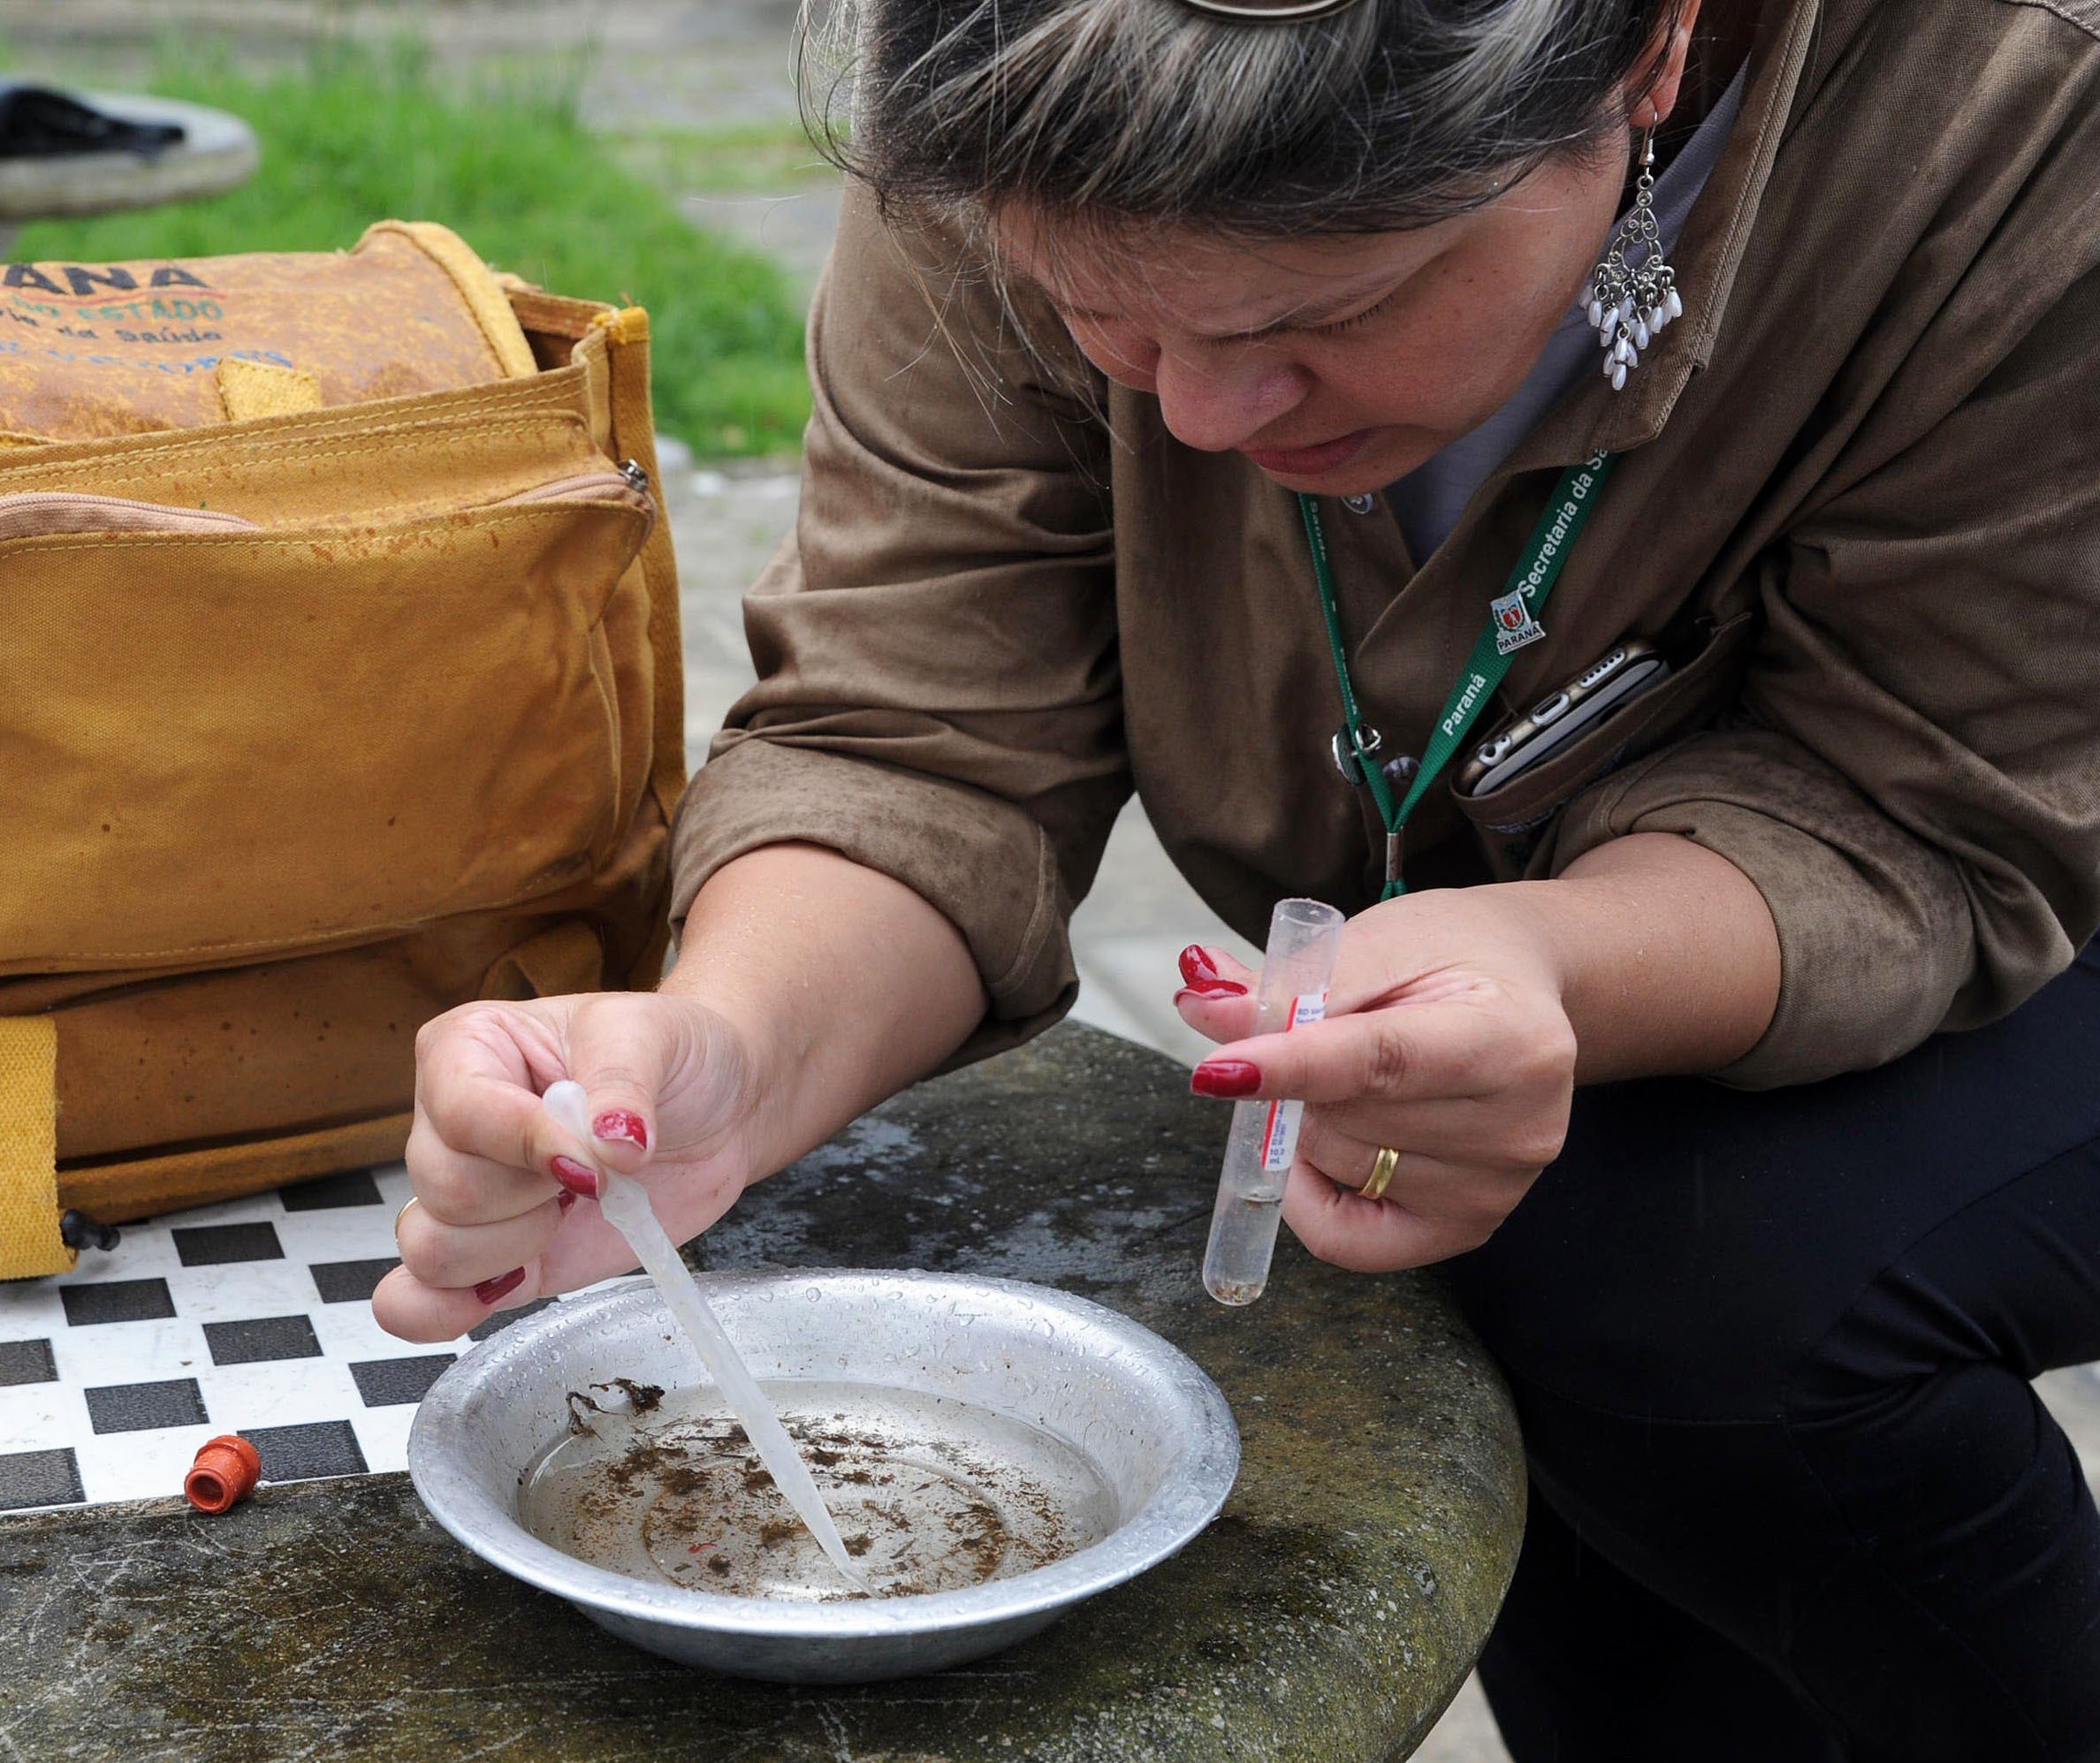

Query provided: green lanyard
[1299,450,1619,899]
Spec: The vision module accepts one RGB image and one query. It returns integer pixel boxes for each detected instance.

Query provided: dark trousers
[1445,944,2100,1761]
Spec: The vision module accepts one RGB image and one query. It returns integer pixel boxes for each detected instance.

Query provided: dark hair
[801,0,1684,239]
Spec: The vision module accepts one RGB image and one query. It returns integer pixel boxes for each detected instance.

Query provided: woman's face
[997,148,1629,498]
[993,12,1698,497]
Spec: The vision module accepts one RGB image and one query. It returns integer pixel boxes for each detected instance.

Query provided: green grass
[9,46,812,455]
[612,120,837,197]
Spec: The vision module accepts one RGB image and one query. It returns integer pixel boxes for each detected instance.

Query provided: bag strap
[360,221,539,380]
[0,1017,73,1279]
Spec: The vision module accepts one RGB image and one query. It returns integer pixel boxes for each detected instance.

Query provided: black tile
[203,1315,322,1367]
[279,1169,384,1212]
[468,1297,556,1341]
[349,1355,456,1408]
[84,1378,208,1435]
[0,1339,56,1387]
[245,1420,367,1482]
[0,1448,83,1510]
[59,1278,175,1327]
[171,1222,284,1266]
[309,1258,399,1303]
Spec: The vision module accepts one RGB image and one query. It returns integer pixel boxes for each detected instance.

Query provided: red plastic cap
[184,1433,262,1514]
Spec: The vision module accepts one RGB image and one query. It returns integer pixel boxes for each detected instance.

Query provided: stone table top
[0,1024,1524,1762]
[0,93,257,222]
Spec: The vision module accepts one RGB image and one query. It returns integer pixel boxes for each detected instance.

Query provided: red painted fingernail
[475,1267,526,1306]
[1178,945,1220,984]
[1191,1059,1262,1098]
[1176,979,1248,1000]
[593,1109,649,1151]
[551,1155,599,1198]
[556,1190,577,1214]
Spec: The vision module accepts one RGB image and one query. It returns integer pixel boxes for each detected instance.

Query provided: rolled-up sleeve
[671,188,1126,1063]
[1552,268,2100,1087]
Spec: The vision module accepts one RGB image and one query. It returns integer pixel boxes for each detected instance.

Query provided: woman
[377,0,2100,1753]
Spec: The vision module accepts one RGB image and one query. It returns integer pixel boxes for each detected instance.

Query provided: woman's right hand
[369,841,991,1343]
[371,990,761,1342]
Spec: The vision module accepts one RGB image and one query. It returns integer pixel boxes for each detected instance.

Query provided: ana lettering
[3,262,211,298]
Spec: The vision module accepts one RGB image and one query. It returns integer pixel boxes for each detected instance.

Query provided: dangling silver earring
[1582,130,1682,393]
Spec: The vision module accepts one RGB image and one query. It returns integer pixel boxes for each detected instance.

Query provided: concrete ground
[0,0,816,129]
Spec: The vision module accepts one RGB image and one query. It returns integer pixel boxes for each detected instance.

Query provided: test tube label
[1257,992,1328,1174]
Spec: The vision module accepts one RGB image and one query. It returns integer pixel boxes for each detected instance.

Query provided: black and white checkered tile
[0,1162,575,1513]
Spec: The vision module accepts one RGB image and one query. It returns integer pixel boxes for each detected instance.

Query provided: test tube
[1201,897,1347,1306]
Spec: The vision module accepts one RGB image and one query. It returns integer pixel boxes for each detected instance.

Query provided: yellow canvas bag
[0,223,685,1277]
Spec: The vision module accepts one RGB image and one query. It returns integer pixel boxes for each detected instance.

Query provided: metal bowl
[407,1269,1239,1683]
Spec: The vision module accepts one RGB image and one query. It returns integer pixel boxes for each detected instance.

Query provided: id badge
[1490,589,1546,655]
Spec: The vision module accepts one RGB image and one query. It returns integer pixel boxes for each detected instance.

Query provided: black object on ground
[0,85,184,159]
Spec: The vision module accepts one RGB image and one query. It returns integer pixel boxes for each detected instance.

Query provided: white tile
[350,1404,419,1476]
[73,1425,217,1505]
[273,1208,407,1265]
[50,1318,210,1387]
[198,1360,362,1432]
[0,1381,88,1455]
[10,1163,476,1508]
[164,1261,325,1325]
[10,1167,680,1509]
[308,1302,468,1363]
[0,1283,66,1341]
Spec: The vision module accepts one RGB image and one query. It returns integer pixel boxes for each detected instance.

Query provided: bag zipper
[496,461,653,515]
[0,462,653,542]
[0,490,258,541]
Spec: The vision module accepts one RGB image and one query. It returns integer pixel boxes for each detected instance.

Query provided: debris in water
[597,1377,665,1414]
[518,1379,1116,1603]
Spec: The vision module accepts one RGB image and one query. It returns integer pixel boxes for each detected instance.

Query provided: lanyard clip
[1332,726,1423,795]
[1330,723,1383,787]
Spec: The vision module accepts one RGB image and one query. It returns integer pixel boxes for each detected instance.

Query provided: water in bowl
[517,1379,1119,1602]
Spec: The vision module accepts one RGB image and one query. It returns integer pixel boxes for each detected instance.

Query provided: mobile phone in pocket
[1455,640,1671,799]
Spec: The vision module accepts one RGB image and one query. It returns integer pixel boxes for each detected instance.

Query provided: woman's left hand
[1175,887,1579,1273]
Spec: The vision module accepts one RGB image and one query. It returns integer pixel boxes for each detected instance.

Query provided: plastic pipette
[540,1081,872,1592]
[1201,898,1346,1306]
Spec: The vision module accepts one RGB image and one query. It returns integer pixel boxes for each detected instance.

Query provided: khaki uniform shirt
[674,0,2100,1089]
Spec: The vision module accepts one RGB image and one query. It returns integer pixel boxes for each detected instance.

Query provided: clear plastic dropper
[540,1081,872,1592]
[1201,898,1346,1307]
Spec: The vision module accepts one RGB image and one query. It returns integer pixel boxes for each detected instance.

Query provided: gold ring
[1361,1146,1400,1202]
[393,1197,419,1242]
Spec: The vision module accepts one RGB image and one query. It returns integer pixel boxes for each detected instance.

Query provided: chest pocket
[1451,610,1761,878]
